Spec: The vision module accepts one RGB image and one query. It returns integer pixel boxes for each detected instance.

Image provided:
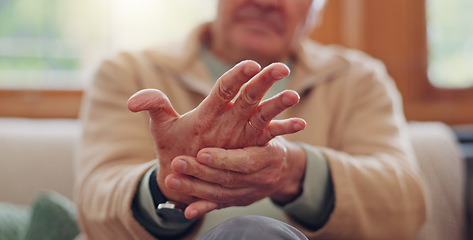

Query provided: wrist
[156,166,198,205]
[271,141,306,205]
[145,168,200,237]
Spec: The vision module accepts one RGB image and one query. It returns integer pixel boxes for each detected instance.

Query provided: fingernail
[243,61,260,76]
[168,178,181,190]
[175,160,187,172]
[282,95,294,106]
[294,120,306,131]
[272,66,291,80]
[198,153,212,165]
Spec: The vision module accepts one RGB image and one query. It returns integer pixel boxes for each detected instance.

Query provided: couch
[0,118,467,239]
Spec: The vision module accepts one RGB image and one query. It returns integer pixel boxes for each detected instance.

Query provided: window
[0,0,83,89]
[0,0,216,89]
[311,0,473,124]
[0,0,216,118]
[427,0,473,88]
[3,0,473,123]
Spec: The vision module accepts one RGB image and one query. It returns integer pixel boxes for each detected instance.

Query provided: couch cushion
[0,118,80,205]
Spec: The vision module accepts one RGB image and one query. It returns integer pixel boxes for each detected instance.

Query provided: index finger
[232,63,290,117]
[197,60,261,118]
[196,147,275,173]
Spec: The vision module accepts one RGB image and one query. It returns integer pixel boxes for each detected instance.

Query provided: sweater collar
[145,23,349,97]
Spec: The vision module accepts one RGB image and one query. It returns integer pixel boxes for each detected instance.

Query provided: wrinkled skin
[169,136,307,219]
[128,61,307,215]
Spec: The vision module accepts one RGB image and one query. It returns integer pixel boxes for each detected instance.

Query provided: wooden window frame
[312,0,473,125]
[0,89,82,118]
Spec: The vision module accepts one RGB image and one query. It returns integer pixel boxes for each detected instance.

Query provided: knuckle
[240,88,259,109]
[221,171,237,186]
[218,82,235,101]
[192,164,204,178]
[266,128,276,140]
[214,187,244,203]
[256,107,270,123]
[213,186,225,201]
[260,173,279,187]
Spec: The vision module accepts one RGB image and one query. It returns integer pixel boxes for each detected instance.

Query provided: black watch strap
[149,168,195,227]
[132,168,197,239]
[149,168,167,208]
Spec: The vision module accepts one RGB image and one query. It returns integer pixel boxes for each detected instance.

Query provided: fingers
[167,144,289,219]
[165,171,262,219]
[233,63,290,117]
[171,155,247,188]
[246,90,301,132]
[198,60,261,118]
[165,172,250,204]
[184,200,219,219]
[167,150,282,219]
[127,89,179,121]
[171,154,284,191]
[197,148,260,173]
[257,118,306,145]
[195,146,283,173]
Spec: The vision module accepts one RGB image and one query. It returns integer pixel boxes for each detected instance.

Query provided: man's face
[211,0,315,64]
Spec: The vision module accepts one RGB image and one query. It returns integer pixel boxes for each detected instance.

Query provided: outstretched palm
[127,61,305,203]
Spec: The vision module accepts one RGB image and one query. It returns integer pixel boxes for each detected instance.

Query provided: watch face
[158,201,177,209]
[157,208,191,224]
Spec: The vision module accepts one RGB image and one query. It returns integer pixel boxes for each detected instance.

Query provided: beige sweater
[76,24,426,239]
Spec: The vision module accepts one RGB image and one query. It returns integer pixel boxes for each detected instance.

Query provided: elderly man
[76,0,427,239]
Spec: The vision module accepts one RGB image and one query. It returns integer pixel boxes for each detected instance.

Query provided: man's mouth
[234,5,285,35]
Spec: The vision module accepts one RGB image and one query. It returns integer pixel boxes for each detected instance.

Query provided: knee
[198,215,307,240]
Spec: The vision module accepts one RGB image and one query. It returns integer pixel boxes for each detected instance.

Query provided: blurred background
[0,0,472,238]
[0,0,217,89]
[0,0,471,122]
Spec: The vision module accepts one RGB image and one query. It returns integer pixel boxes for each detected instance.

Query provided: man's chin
[236,36,283,54]
[225,29,288,63]
[249,41,284,54]
[236,47,284,65]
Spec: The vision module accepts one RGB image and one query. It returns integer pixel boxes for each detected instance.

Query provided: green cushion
[0,191,80,240]
[23,191,80,240]
[0,203,30,240]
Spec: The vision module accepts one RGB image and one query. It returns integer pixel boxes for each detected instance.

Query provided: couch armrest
[409,122,467,240]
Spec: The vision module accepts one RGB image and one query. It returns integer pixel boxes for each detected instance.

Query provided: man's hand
[127,60,306,203]
[166,137,307,219]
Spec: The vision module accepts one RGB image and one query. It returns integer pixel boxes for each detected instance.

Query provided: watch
[157,201,191,224]
[149,169,192,225]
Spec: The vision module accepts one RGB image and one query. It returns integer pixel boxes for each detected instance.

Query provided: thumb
[127,89,179,120]
[184,200,219,220]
